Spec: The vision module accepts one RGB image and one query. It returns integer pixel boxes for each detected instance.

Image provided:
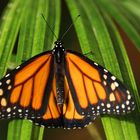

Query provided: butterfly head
[53,41,65,52]
[54,40,63,46]
[53,41,65,63]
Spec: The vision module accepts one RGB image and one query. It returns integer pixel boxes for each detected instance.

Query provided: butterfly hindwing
[33,76,62,127]
[32,76,96,129]
[62,76,97,129]
[0,51,54,120]
[64,50,135,117]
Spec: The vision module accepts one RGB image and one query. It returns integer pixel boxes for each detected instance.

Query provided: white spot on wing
[111,83,116,91]
[6,79,11,84]
[126,100,129,105]
[18,109,22,112]
[127,95,131,100]
[109,93,115,102]
[7,108,11,112]
[97,106,100,109]
[107,103,111,108]
[126,90,130,94]
[1,98,7,106]
[13,106,16,109]
[111,76,116,81]
[114,82,119,87]
[82,112,84,115]
[5,74,10,77]
[0,89,3,96]
[103,74,107,79]
[101,103,104,106]
[107,109,111,113]
[103,81,107,86]
[104,69,108,73]
[102,108,105,111]
[127,107,131,110]
[8,114,11,117]
[116,110,119,113]
[16,66,20,69]
[8,85,12,90]
[121,104,125,109]
[116,106,119,109]
[94,62,98,66]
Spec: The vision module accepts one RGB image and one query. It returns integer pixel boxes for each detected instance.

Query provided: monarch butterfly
[0,40,135,129]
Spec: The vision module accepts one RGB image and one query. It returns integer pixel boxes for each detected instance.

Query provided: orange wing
[32,76,95,129]
[0,51,53,119]
[64,51,135,116]
[63,77,97,129]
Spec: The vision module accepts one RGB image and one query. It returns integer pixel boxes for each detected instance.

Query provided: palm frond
[0,0,139,140]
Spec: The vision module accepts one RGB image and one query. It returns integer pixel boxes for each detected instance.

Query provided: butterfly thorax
[53,41,65,63]
[53,41,65,108]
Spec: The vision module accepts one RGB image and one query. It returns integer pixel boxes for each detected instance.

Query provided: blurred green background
[0,0,140,140]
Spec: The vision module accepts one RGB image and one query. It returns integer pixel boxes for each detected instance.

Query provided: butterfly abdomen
[55,63,64,105]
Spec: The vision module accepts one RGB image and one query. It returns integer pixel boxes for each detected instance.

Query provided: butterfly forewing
[0,51,54,119]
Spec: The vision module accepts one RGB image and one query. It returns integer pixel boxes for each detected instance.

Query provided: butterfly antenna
[41,14,58,40]
[60,15,80,41]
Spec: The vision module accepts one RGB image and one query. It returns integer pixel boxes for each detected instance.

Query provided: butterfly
[0,40,135,129]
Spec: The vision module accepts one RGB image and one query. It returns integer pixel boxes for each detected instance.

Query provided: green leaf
[96,0,140,52]
[122,1,140,19]
[0,0,140,140]
[0,0,28,77]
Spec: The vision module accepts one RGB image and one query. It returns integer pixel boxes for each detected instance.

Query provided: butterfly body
[53,41,65,107]
[0,41,135,129]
